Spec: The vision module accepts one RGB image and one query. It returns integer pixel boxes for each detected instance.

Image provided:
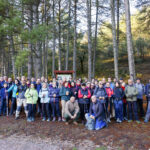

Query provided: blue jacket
[135,83,145,99]
[89,101,105,121]
[17,84,28,99]
[59,86,71,101]
[145,83,150,98]
[113,87,124,100]
[36,83,42,94]
[49,87,60,103]
[0,87,8,99]
[7,84,18,98]
[94,87,108,103]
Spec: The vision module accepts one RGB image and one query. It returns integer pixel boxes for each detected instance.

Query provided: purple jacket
[49,87,60,103]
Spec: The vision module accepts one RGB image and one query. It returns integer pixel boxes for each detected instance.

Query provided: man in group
[64,96,80,125]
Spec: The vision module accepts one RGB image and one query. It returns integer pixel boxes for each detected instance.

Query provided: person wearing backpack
[135,78,145,118]
[49,81,61,122]
[125,79,140,123]
[15,79,28,120]
[7,79,20,116]
[144,79,150,123]
[39,82,50,122]
[25,83,38,122]
[113,82,124,123]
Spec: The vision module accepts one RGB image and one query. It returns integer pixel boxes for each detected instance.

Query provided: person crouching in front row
[85,96,107,130]
[64,96,80,125]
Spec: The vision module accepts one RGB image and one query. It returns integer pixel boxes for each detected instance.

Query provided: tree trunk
[124,0,136,81]
[52,0,56,77]
[86,0,92,81]
[110,0,119,79]
[65,0,71,70]
[73,0,77,79]
[93,0,99,78]
[58,0,62,70]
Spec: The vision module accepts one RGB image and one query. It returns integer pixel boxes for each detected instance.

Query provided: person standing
[125,79,140,123]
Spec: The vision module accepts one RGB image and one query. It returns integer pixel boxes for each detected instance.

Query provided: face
[120,79,123,83]
[136,79,140,84]
[41,77,45,82]
[21,79,26,85]
[43,83,47,88]
[102,78,106,84]
[70,97,75,103]
[115,82,119,87]
[4,76,7,81]
[108,78,111,83]
[37,79,41,83]
[128,79,133,85]
[114,78,117,82]
[21,76,26,80]
[8,78,12,83]
[91,96,97,103]
[71,82,75,87]
[17,77,20,80]
[4,84,7,88]
[15,80,18,84]
[53,82,56,88]
[87,83,91,88]
[31,84,34,88]
[91,83,94,88]
[106,82,110,87]
[31,78,35,82]
[82,85,86,90]
[64,82,68,87]
[99,82,103,88]
[77,80,80,85]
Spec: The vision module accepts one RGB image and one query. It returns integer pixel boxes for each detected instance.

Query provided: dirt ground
[0,114,150,150]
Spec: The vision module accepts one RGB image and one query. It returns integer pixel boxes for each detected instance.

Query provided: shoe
[116,118,119,123]
[124,117,127,121]
[58,117,61,122]
[128,120,133,123]
[27,118,32,122]
[62,118,66,122]
[117,119,122,123]
[15,116,19,120]
[42,118,46,121]
[144,119,148,123]
[52,117,56,122]
[136,120,141,124]
[65,122,69,125]
[47,118,51,122]
[73,121,78,125]
[107,118,111,123]
[31,117,35,122]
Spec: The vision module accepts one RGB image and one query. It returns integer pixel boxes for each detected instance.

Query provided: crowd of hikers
[0,75,150,130]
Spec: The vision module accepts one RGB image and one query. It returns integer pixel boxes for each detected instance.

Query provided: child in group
[39,82,50,121]
[0,83,8,116]
[25,83,38,122]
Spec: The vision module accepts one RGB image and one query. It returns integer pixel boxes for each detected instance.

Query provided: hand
[84,95,87,99]
[73,114,77,118]
[90,115,95,119]
[71,116,74,119]
[103,97,105,100]
[53,94,56,97]
[66,91,69,95]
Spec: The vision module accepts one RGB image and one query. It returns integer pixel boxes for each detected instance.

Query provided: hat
[81,83,86,86]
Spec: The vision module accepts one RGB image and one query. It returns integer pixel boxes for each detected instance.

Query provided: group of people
[0,75,150,131]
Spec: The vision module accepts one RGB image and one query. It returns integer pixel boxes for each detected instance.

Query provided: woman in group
[39,82,50,121]
[78,83,91,124]
[70,81,78,99]
[49,81,61,122]
[7,79,20,116]
[25,83,38,122]
[85,95,107,130]
[113,82,124,123]
[59,81,71,121]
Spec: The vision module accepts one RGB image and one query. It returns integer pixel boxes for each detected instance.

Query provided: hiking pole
[6,90,9,116]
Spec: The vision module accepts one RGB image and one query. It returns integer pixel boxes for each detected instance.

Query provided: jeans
[16,98,28,118]
[41,103,50,118]
[51,102,61,117]
[137,98,145,117]
[106,97,113,118]
[128,101,139,121]
[10,97,16,115]
[145,100,150,121]
[0,98,6,115]
[28,104,36,119]
[114,100,123,121]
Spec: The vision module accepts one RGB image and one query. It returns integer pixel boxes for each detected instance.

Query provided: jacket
[36,83,42,94]
[7,84,18,98]
[65,100,80,117]
[89,101,105,121]
[49,87,60,103]
[113,87,124,100]
[78,88,91,104]
[39,88,50,103]
[25,88,38,104]
[17,84,27,99]
[0,87,8,99]
[125,85,138,102]
[145,83,150,98]
[105,87,114,98]
[59,86,71,101]
[135,83,145,99]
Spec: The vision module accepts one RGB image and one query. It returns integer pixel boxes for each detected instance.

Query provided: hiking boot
[62,118,66,122]
[136,120,141,124]
[52,117,56,122]
[73,121,78,125]
[47,118,51,122]
[31,117,35,122]
[15,116,19,120]
[117,119,122,123]
[128,120,133,123]
[107,118,111,123]
[42,117,46,121]
[58,117,62,122]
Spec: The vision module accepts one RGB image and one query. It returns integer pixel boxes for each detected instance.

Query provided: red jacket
[121,86,127,103]
[105,87,113,98]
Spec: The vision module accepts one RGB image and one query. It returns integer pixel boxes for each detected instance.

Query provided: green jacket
[25,88,38,104]
[125,85,138,102]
